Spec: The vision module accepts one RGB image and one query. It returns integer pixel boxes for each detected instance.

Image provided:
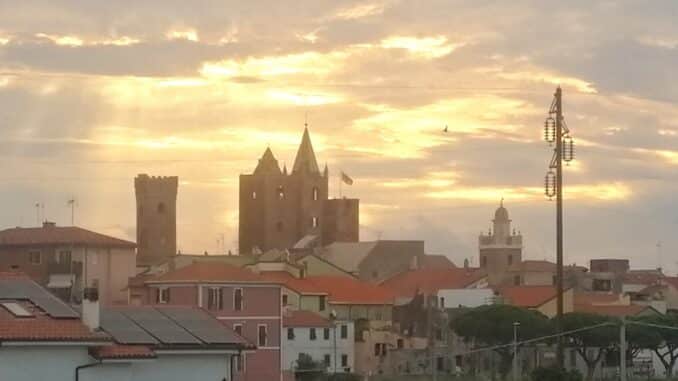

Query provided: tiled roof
[0,300,108,342]
[304,275,394,305]
[623,270,663,285]
[381,268,486,298]
[283,310,332,328]
[317,242,378,273]
[91,345,156,360]
[148,263,268,284]
[420,255,456,269]
[260,271,328,295]
[498,286,559,308]
[575,304,656,317]
[663,277,678,289]
[0,225,135,248]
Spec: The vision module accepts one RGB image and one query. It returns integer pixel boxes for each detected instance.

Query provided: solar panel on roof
[101,309,158,345]
[159,307,247,345]
[0,279,78,318]
[121,308,201,345]
[1,302,33,317]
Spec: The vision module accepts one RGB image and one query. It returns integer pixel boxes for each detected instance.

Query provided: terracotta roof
[260,271,328,295]
[575,304,656,317]
[91,345,156,360]
[663,277,678,289]
[420,255,457,269]
[148,263,269,284]
[498,286,559,308]
[381,268,486,298]
[283,310,332,328]
[304,276,394,305]
[0,225,135,248]
[0,299,108,343]
[623,270,663,285]
[574,292,624,306]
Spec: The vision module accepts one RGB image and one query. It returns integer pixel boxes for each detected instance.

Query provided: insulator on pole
[544,117,556,145]
[544,170,556,200]
[563,135,574,162]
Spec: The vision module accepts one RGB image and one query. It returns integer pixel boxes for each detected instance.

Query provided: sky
[0,1,677,272]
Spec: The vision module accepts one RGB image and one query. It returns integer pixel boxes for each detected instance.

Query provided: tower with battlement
[135,174,178,265]
[239,127,359,254]
[479,200,523,285]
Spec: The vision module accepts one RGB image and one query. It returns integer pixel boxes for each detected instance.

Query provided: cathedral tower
[135,174,178,265]
[478,200,523,285]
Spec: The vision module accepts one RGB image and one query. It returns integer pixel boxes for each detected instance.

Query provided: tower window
[157,203,166,214]
[252,191,257,200]
[313,187,319,201]
[277,186,285,200]
[312,216,319,228]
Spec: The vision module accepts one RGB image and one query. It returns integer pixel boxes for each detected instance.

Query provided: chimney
[82,283,100,331]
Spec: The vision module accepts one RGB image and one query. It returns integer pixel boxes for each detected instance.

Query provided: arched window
[157,203,166,214]
[277,186,285,200]
[312,187,319,201]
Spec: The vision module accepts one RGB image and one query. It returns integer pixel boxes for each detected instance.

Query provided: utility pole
[544,87,575,368]
[513,322,521,381]
[620,318,627,381]
[67,198,77,226]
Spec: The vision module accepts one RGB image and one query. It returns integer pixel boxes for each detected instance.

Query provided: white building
[283,310,355,374]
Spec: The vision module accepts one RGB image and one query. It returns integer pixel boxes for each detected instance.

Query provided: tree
[558,312,618,381]
[295,353,326,381]
[634,314,678,377]
[452,304,552,380]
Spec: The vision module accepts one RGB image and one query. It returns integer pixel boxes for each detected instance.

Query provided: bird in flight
[443,125,448,133]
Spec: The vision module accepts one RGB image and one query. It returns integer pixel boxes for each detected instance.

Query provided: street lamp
[513,322,521,381]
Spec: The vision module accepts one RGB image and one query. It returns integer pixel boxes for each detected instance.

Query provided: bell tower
[479,200,523,285]
[135,174,178,265]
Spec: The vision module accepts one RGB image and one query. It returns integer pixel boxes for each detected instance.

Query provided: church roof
[292,127,320,174]
[254,147,281,175]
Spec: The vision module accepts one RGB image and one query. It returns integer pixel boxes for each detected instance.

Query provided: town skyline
[1,1,677,272]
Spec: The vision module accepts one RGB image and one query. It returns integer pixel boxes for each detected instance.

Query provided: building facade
[140,263,283,381]
[0,222,136,305]
[135,174,178,265]
[239,128,359,254]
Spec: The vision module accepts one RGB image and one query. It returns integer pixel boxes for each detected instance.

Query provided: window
[508,254,513,265]
[440,297,445,309]
[313,187,319,201]
[207,287,223,310]
[157,203,165,214]
[374,343,381,357]
[234,288,243,311]
[397,339,404,349]
[57,251,71,264]
[310,328,317,341]
[319,295,326,311]
[323,328,330,340]
[28,251,41,265]
[157,287,170,304]
[277,186,285,200]
[436,357,444,371]
[341,354,348,367]
[311,216,319,228]
[282,294,288,306]
[324,354,331,367]
[233,324,243,336]
[340,325,348,339]
[287,328,295,340]
[251,191,257,200]
[514,275,522,286]
[258,325,268,347]
[481,256,487,268]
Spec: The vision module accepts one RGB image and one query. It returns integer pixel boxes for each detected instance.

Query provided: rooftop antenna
[67,198,77,226]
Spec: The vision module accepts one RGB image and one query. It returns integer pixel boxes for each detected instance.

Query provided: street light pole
[513,322,521,381]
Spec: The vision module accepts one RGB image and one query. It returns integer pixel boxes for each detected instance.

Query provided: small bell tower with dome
[479,199,523,285]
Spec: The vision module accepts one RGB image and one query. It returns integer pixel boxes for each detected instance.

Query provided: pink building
[138,262,283,381]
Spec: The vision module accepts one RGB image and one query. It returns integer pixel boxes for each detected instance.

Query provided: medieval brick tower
[135,174,178,265]
[239,127,359,254]
[478,200,523,285]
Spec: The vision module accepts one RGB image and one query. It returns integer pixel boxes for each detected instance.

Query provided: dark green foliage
[327,374,362,381]
[531,366,582,381]
[295,353,326,381]
[452,304,552,380]
[557,312,617,381]
[633,313,678,377]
